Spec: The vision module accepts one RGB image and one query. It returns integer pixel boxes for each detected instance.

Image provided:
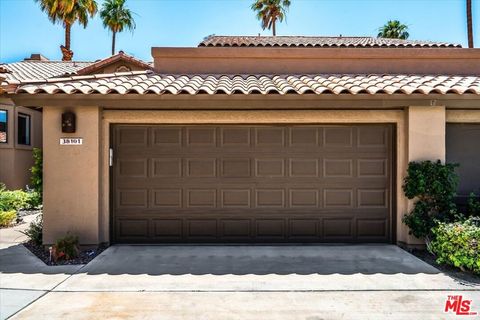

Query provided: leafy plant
[52,233,79,261]
[467,192,480,217]
[25,189,42,210]
[402,160,460,240]
[0,211,17,227]
[20,215,43,245]
[30,148,43,199]
[0,189,29,211]
[430,218,480,274]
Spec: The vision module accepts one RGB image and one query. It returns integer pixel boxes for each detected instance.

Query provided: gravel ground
[23,241,108,266]
[407,248,480,286]
[17,209,42,218]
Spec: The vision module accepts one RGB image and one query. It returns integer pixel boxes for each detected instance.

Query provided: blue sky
[0,0,478,63]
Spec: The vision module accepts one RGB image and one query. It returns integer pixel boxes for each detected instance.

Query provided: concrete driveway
[1,234,479,319]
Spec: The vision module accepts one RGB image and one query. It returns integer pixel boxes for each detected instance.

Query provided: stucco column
[402,105,446,245]
[43,106,100,245]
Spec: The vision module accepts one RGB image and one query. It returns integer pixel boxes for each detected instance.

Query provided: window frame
[17,112,31,146]
[0,109,7,144]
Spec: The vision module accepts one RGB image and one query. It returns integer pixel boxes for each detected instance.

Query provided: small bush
[30,148,43,199]
[52,233,79,261]
[20,215,43,245]
[402,160,460,240]
[25,189,42,210]
[430,218,480,274]
[0,211,17,227]
[0,190,29,211]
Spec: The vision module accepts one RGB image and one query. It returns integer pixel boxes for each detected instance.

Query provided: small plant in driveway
[52,233,80,262]
[402,160,460,242]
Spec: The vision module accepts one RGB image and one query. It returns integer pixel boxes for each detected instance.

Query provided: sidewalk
[0,214,82,319]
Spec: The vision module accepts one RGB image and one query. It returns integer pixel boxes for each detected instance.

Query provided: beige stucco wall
[0,100,42,190]
[42,106,100,245]
[41,106,480,246]
[152,47,480,75]
[403,106,447,245]
[407,106,446,162]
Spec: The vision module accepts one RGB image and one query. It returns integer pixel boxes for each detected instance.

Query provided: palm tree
[251,0,291,36]
[35,0,98,61]
[100,0,136,55]
[377,20,409,40]
[467,0,474,48]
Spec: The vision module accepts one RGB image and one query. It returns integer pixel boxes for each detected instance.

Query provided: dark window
[17,113,31,145]
[0,110,7,143]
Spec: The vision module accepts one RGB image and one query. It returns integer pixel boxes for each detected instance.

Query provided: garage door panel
[356,219,388,239]
[221,189,251,208]
[113,124,393,243]
[256,219,286,238]
[357,126,388,147]
[117,219,149,238]
[289,219,319,238]
[187,220,218,238]
[322,218,354,240]
[152,127,182,146]
[358,159,388,177]
[289,127,319,146]
[153,219,183,238]
[221,219,252,237]
[152,189,183,208]
[152,158,182,178]
[357,189,388,208]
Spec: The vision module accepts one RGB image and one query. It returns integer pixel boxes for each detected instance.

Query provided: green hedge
[0,185,41,212]
[430,218,480,274]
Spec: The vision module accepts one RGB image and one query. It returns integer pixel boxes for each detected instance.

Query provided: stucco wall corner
[43,106,101,245]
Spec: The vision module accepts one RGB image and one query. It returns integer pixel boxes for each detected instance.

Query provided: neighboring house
[0,52,152,190]
[1,36,479,247]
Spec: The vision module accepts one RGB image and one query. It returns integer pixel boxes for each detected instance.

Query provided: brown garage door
[112,124,393,243]
[446,123,480,209]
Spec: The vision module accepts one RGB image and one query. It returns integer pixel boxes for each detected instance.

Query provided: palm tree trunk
[467,0,474,48]
[112,31,116,55]
[272,20,276,36]
[65,23,71,50]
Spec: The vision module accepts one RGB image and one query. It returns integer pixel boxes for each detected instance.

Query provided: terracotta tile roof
[0,61,92,85]
[199,36,462,48]
[0,53,152,86]
[75,51,153,75]
[13,72,480,95]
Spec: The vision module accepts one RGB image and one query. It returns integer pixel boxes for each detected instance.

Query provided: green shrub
[30,148,43,198]
[430,218,480,274]
[0,187,41,211]
[20,215,43,245]
[0,211,17,227]
[467,192,480,217]
[52,233,79,261]
[0,190,29,211]
[25,190,42,210]
[402,160,460,239]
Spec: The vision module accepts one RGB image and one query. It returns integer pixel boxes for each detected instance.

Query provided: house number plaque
[60,138,83,145]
